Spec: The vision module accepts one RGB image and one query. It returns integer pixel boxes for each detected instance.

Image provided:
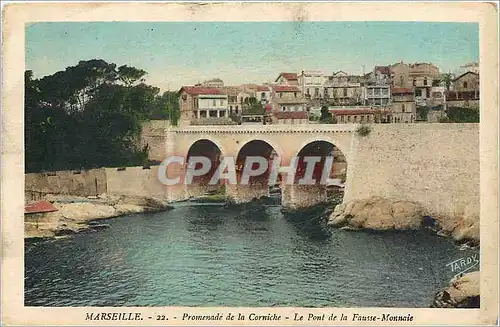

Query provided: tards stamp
[446,254,479,278]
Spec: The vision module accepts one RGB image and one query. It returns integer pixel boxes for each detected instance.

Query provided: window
[324,88,329,98]
[220,99,224,106]
[315,88,319,96]
[413,79,416,86]
[261,92,266,99]
[209,110,217,117]
[212,99,216,106]
[360,115,365,122]
[382,88,388,95]
[343,88,348,97]
[353,115,357,122]
[282,106,286,111]
[463,82,468,88]
[415,89,422,97]
[402,104,405,112]
[424,78,428,86]
[294,92,297,98]
[399,76,404,86]
[347,116,351,122]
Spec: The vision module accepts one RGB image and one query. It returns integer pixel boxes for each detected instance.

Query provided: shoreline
[24,194,173,240]
[24,195,480,308]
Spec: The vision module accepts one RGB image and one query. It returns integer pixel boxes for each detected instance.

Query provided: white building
[362,85,391,106]
[297,70,327,100]
[178,86,229,122]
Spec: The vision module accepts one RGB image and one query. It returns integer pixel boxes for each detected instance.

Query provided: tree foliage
[320,105,335,123]
[25,59,177,172]
[441,106,479,123]
[438,73,454,91]
[243,97,264,114]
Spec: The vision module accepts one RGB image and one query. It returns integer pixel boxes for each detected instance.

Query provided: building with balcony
[323,71,363,106]
[297,70,326,100]
[178,86,230,125]
[362,85,391,107]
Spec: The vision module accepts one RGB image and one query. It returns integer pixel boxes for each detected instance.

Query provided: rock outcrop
[328,197,425,230]
[432,203,479,245]
[328,197,479,245]
[431,271,480,308]
[25,195,173,239]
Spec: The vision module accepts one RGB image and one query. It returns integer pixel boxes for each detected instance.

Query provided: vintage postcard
[1,1,498,326]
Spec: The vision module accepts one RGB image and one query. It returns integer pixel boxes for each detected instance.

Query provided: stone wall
[105,166,167,199]
[25,168,107,199]
[447,100,480,109]
[345,123,479,219]
[25,166,168,202]
[140,120,170,161]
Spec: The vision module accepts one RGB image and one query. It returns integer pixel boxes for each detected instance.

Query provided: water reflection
[25,203,478,307]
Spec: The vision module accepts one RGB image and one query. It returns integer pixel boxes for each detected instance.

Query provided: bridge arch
[290,139,348,206]
[185,139,224,197]
[236,138,285,161]
[296,136,350,165]
[186,136,228,159]
[235,140,278,184]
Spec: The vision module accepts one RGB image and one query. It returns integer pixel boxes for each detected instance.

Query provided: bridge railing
[170,124,358,133]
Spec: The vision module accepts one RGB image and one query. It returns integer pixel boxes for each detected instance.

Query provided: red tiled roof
[179,86,225,95]
[272,85,300,92]
[274,111,307,119]
[255,85,270,91]
[452,71,479,82]
[25,201,58,214]
[330,109,374,115]
[391,87,413,94]
[277,72,298,81]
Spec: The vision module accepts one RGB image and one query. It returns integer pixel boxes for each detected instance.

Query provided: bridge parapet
[170,124,358,134]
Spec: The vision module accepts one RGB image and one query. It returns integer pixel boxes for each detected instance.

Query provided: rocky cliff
[328,196,479,245]
[431,271,480,308]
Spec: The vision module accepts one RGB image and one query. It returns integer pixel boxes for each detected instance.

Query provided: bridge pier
[282,184,328,210]
[226,182,270,203]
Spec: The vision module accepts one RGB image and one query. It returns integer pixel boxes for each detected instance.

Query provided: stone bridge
[163,124,356,208]
[141,122,479,218]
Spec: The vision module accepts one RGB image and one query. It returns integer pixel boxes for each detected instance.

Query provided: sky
[26,22,479,91]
